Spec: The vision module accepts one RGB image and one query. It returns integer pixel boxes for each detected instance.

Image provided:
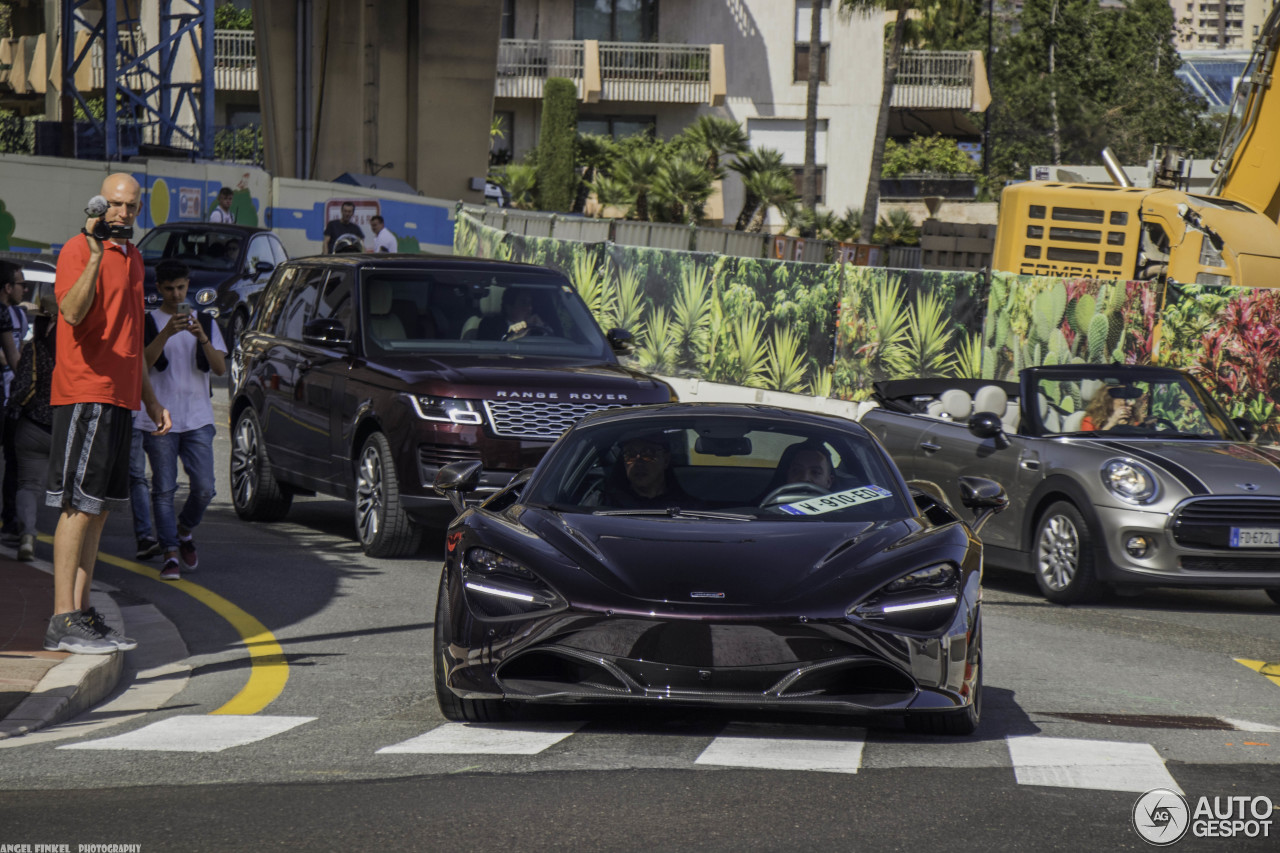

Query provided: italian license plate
[1229,527,1280,548]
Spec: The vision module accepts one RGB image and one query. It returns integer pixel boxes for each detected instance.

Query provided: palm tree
[613,147,662,221]
[727,147,788,230]
[653,156,715,224]
[840,0,916,243]
[683,115,749,179]
[743,169,798,232]
[575,133,616,214]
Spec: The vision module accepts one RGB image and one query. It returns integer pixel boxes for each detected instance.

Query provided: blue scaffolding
[60,0,215,160]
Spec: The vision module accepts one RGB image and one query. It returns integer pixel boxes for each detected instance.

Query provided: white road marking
[377,722,583,755]
[1007,736,1182,794]
[1221,718,1280,733]
[695,725,866,774]
[58,714,315,752]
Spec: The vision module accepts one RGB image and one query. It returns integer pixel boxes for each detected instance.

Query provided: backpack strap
[143,312,169,372]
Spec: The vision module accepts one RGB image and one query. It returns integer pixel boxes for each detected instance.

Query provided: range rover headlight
[407,394,483,425]
[848,563,961,633]
[1101,458,1157,504]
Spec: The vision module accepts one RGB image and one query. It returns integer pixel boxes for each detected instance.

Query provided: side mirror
[957,475,1008,534]
[301,317,352,348]
[255,260,275,275]
[434,460,484,515]
[1232,417,1257,442]
[968,411,1010,449]
[606,327,633,355]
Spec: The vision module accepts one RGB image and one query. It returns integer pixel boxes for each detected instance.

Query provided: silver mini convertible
[861,364,1280,605]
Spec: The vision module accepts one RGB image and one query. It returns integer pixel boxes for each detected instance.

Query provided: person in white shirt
[136,260,227,580]
[367,215,397,252]
[209,188,235,224]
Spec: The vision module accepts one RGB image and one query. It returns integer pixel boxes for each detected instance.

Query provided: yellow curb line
[1235,658,1280,689]
[89,546,289,715]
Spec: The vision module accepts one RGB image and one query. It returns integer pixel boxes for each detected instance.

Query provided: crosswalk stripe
[695,724,866,774]
[58,715,315,753]
[377,722,583,755]
[1006,736,1182,794]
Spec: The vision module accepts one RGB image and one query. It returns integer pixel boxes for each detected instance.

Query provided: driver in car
[1081,384,1151,431]
[597,433,695,509]
[480,288,549,340]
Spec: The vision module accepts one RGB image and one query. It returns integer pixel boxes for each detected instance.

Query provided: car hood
[520,508,939,608]
[1081,438,1280,495]
[371,354,671,401]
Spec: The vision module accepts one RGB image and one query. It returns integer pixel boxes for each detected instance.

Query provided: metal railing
[496,40,585,99]
[891,50,978,110]
[598,42,711,103]
[213,30,257,91]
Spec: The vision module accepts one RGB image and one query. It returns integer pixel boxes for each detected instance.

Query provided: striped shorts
[46,402,135,515]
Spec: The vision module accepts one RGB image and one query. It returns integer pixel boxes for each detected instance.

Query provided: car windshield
[361,268,613,359]
[1034,371,1235,438]
[523,414,914,522]
[137,227,244,272]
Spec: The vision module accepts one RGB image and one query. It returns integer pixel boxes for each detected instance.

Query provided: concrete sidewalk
[0,551,127,739]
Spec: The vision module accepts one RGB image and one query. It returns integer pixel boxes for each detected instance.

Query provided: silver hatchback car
[861,364,1280,605]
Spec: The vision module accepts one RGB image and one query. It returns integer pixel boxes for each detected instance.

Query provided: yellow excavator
[991,6,1280,289]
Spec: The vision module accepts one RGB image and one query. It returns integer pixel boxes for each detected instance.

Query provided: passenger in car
[785,445,835,490]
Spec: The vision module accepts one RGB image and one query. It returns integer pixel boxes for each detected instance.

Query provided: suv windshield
[1035,371,1236,438]
[361,268,612,360]
[137,227,245,272]
[524,416,913,522]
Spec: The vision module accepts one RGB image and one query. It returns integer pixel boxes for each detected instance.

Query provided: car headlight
[461,547,563,617]
[1101,458,1157,504]
[407,394,483,425]
[848,563,961,633]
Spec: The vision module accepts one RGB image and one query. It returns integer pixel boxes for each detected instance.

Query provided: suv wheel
[230,408,293,521]
[354,432,422,557]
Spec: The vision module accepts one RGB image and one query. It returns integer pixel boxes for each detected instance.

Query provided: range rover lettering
[229,254,675,556]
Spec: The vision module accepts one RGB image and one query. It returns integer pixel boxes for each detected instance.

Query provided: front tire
[1033,500,1102,604]
[434,574,511,722]
[230,408,292,521]
[354,432,422,558]
[905,620,982,736]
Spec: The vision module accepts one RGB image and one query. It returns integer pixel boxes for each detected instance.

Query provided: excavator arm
[1210,5,1280,221]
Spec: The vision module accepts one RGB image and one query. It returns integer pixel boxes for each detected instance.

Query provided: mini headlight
[1101,459,1157,503]
[408,395,483,425]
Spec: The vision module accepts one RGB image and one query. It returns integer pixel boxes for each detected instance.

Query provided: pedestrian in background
[45,172,171,655]
[366,215,397,252]
[323,201,364,253]
[139,260,227,581]
[0,260,28,543]
[129,427,160,560]
[208,187,235,224]
[7,282,57,562]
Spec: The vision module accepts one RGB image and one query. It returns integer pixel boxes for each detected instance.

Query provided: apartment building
[1172,0,1276,49]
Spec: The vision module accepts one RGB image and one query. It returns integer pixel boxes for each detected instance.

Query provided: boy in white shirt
[137,260,227,579]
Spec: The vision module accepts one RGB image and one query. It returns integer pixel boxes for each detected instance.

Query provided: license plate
[1229,527,1280,548]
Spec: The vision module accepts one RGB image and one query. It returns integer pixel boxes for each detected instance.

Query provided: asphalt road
[1,384,1277,851]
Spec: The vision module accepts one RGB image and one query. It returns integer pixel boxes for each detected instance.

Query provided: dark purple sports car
[432,403,1006,735]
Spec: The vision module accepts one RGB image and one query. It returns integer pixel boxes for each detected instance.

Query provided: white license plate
[1229,527,1280,548]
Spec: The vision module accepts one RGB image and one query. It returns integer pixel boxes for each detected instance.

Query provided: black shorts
[46,402,135,515]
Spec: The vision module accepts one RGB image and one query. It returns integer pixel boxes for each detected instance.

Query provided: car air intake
[483,400,625,440]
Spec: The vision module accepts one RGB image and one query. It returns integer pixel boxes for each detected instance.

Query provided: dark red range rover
[228,254,675,556]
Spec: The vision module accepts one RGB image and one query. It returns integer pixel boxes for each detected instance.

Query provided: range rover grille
[418,444,483,468]
[483,400,625,440]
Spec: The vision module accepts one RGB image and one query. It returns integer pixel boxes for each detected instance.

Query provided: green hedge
[537,78,578,212]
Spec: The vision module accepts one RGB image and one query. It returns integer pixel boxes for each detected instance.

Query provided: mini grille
[483,400,624,440]
[1174,498,1280,526]
[1180,556,1280,573]
[418,444,483,468]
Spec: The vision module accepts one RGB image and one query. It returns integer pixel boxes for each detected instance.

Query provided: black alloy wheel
[434,574,512,722]
[353,431,422,558]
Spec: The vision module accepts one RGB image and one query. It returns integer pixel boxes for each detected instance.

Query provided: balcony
[496,38,726,105]
[891,50,990,112]
[213,30,257,91]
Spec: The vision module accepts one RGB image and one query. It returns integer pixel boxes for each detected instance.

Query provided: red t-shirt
[52,233,145,409]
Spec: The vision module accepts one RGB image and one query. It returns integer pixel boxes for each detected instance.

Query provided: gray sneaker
[83,606,138,652]
[43,610,116,655]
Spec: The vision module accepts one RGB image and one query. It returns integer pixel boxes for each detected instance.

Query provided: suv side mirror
[1233,417,1257,442]
[255,260,275,275]
[301,317,352,348]
[968,411,1010,449]
[606,327,633,355]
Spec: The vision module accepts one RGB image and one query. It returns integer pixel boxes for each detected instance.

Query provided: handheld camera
[83,195,134,241]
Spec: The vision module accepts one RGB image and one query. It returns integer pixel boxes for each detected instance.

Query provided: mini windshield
[1034,371,1236,439]
[523,415,914,522]
[137,227,244,272]
[361,268,613,360]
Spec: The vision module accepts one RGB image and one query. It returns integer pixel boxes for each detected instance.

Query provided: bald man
[44,173,171,655]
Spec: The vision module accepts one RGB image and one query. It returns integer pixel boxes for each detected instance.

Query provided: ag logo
[1133,788,1190,845]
